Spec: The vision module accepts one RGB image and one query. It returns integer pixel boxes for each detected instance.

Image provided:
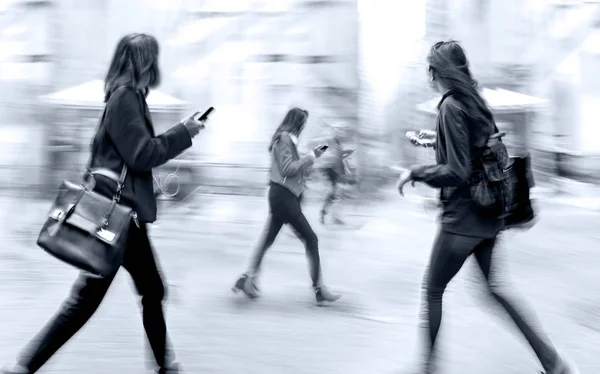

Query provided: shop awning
[39,79,188,112]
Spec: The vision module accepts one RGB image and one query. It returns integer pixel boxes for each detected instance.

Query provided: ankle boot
[158,362,182,374]
[232,273,259,299]
[314,285,341,306]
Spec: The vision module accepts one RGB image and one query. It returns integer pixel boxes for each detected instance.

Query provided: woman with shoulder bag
[232,108,342,305]
[396,41,578,374]
[2,33,206,374]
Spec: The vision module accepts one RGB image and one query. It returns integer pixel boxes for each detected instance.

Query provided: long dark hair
[268,108,309,151]
[427,41,494,126]
[104,33,161,103]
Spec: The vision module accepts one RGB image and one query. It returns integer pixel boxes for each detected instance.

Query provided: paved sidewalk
[0,193,598,373]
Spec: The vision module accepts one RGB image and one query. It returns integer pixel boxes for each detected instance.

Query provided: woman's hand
[342,149,356,158]
[418,129,437,140]
[313,145,328,158]
[396,168,415,196]
[181,112,206,139]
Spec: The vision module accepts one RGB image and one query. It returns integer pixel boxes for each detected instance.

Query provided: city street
[0,191,598,374]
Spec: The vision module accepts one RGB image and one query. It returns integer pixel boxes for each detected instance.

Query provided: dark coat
[411,92,504,238]
[91,86,192,223]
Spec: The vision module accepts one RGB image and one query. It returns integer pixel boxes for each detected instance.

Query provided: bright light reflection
[358,0,426,101]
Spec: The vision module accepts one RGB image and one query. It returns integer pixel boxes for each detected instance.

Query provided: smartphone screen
[196,107,215,121]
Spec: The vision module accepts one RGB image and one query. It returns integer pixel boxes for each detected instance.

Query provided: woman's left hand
[396,169,415,196]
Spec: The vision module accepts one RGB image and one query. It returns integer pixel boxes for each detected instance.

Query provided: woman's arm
[410,103,471,188]
[342,148,355,158]
[104,89,192,172]
[273,133,315,177]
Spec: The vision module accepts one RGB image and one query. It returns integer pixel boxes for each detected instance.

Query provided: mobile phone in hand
[195,106,215,122]
[406,131,435,147]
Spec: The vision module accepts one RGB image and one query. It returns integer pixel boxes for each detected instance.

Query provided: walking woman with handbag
[232,108,342,305]
[396,41,578,374]
[2,33,206,374]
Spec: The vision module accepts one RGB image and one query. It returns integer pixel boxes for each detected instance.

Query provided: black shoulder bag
[37,110,134,278]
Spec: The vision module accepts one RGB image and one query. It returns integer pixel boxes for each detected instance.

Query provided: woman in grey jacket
[232,108,341,305]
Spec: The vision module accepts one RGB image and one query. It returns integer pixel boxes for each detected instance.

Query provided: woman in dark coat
[2,33,205,374]
[397,41,578,374]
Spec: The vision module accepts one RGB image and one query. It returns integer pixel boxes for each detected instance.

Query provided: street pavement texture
[0,190,598,374]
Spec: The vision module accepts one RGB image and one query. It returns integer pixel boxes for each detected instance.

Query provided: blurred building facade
[0,0,359,195]
[1,0,599,197]
[385,0,600,183]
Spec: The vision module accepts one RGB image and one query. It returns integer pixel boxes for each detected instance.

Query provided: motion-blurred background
[0,1,599,374]
[2,0,599,198]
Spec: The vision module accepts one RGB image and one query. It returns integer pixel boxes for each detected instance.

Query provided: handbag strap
[82,103,128,204]
[82,109,128,203]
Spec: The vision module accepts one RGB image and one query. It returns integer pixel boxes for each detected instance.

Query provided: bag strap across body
[81,107,130,227]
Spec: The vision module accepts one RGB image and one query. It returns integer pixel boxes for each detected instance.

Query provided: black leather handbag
[37,121,134,278]
[503,153,536,230]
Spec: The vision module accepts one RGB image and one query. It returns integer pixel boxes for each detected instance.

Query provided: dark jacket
[91,86,192,223]
[411,93,503,238]
[269,132,315,197]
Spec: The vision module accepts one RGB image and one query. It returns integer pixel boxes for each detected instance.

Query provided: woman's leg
[287,211,322,287]
[122,224,175,373]
[422,231,482,372]
[321,169,337,222]
[16,273,113,373]
[473,238,561,372]
[288,210,340,304]
[247,214,284,277]
[234,185,286,298]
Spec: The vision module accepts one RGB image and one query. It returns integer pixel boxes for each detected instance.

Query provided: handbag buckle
[50,208,65,221]
[115,186,123,202]
[97,228,116,242]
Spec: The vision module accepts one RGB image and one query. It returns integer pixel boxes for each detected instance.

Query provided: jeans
[17,224,173,373]
[321,168,340,216]
[422,230,559,373]
[248,183,322,287]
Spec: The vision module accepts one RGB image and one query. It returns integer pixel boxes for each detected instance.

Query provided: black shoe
[158,362,182,374]
[314,285,341,306]
[542,356,579,374]
[232,273,259,299]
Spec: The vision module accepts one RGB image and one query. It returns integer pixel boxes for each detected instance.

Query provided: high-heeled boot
[314,285,341,306]
[232,273,259,298]
[158,362,182,374]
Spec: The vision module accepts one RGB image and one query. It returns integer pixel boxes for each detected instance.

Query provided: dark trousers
[18,224,173,373]
[321,168,340,215]
[248,183,322,287]
[422,230,559,373]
